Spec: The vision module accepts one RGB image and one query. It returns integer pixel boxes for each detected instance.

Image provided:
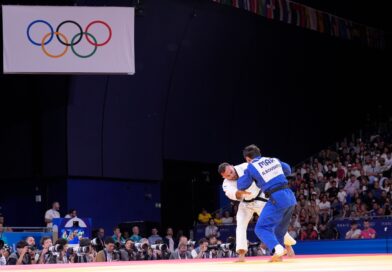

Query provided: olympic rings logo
[27,20,112,58]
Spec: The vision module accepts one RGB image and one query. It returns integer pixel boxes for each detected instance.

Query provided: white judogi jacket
[221,163,296,252]
[222,163,266,202]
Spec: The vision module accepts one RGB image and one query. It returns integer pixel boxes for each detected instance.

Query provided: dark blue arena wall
[0,0,390,229]
[66,0,390,181]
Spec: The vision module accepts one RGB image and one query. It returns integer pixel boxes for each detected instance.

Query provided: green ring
[70,32,98,58]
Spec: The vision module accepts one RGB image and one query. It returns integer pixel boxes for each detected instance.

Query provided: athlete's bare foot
[269,255,283,262]
[269,248,287,262]
[235,250,246,262]
[285,245,295,257]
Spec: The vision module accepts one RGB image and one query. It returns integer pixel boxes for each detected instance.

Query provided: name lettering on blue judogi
[253,157,284,183]
[258,158,275,169]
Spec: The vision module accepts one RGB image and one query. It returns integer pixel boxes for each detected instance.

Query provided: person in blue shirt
[237,145,297,262]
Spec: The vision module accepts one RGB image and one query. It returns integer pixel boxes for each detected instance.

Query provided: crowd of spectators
[198,132,392,241]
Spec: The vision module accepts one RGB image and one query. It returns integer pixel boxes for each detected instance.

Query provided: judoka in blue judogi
[237,145,297,261]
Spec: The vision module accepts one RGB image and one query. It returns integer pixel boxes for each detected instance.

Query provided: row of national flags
[212,0,386,49]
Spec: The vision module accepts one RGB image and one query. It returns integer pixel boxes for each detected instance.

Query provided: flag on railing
[212,0,386,49]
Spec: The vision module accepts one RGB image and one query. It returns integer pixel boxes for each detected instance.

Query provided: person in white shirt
[221,211,234,225]
[44,202,60,228]
[318,195,331,223]
[64,209,77,219]
[385,153,392,168]
[345,221,361,239]
[337,187,347,204]
[219,162,296,262]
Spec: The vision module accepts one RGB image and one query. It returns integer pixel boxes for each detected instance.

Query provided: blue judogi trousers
[254,189,296,251]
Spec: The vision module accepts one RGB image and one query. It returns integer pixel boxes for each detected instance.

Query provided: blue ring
[27,20,54,46]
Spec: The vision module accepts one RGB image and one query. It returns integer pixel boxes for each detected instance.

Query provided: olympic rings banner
[2,5,135,74]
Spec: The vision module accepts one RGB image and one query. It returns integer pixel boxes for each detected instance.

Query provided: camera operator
[43,240,68,264]
[38,236,53,264]
[6,240,31,265]
[193,238,209,259]
[53,238,69,264]
[151,240,170,260]
[135,238,155,260]
[255,242,270,256]
[220,236,237,258]
[206,235,223,258]
[169,242,192,259]
[25,236,38,264]
[0,241,11,266]
[92,228,105,252]
[96,237,120,262]
[73,238,96,263]
[0,249,6,266]
[120,239,137,261]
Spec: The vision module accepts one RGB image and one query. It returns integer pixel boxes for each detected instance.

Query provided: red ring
[84,20,112,46]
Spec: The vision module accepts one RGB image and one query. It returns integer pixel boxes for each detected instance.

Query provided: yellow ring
[41,32,68,58]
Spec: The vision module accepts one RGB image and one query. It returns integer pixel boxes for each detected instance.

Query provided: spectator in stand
[340,204,351,219]
[324,177,335,191]
[336,162,346,180]
[376,207,385,217]
[198,209,212,224]
[290,213,301,234]
[360,220,376,239]
[364,192,376,208]
[213,212,222,225]
[112,227,126,245]
[337,187,347,205]
[344,175,360,197]
[44,202,60,228]
[378,157,391,177]
[365,160,380,183]
[130,226,142,243]
[345,221,361,239]
[65,209,77,219]
[221,211,233,225]
[298,208,309,226]
[351,165,361,178]
[287,225,298,240]
[319,223,337,240]
[300,223,318,240]
[324,164,336,179]
[307,199,319,225]
[318,195,331,224]
[205,218,219,238]
[372,180,383,200]
[330,198,342,218]
[317,177,327,194]
[326,180,339,200]
[148,228,162,245]
[381,178,391,192]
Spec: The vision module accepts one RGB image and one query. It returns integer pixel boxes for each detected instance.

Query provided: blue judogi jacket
[237,156,296,208]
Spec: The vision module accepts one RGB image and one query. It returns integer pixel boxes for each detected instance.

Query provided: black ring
[56,20,83,46]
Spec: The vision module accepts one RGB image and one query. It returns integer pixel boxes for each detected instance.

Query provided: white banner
[2,5,135,74]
